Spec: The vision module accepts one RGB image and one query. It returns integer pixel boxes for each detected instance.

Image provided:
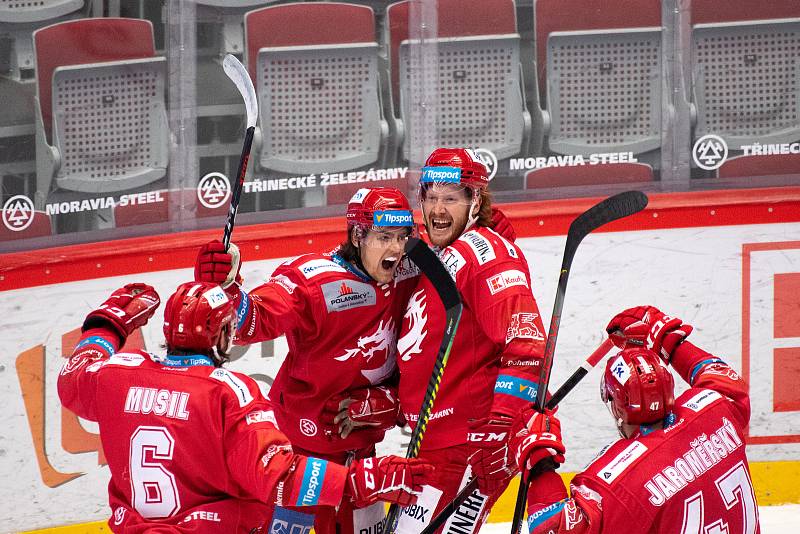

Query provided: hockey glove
[195,240,242,289]
[491,207,517,242]
[322,386,400,439]
[467,416,516,496]
[510,407,565,482]
[82,283,160,345]
[606,305,693,362]
[345,456,433,508]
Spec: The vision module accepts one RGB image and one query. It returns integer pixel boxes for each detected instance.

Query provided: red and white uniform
[236,250,416,456]
[525,341,758,534]
[395,225,547,531]
[58,329,348,534]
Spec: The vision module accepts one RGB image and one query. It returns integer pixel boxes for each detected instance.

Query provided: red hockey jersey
[525,341,759,534]
[397,226,547,450]
[236,250,416,454]
[58,329,348,533]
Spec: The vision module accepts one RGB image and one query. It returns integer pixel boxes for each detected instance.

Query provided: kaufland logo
[373,210,413,227]
[421,166,461,183]
[2,194,35,232]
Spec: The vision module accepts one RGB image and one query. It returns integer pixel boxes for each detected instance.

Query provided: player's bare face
[358,227,410,283]
[421,183,473,248]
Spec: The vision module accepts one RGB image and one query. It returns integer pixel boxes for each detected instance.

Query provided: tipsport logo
[197,172,231,209]
[373,210,413,227]
[2,194,36,232]
[420,166,461,183]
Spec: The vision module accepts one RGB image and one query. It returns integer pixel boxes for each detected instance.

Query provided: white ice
[479,504,800,533]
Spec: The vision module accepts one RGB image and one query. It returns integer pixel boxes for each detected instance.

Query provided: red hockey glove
[82,283,160,344]
[491,207,517,242]
[510,407,565,481]
[345,456,433,508]
[605,305,693,362]
[321,386,400,439]
[195,240,242,289]
[467,416,516,496]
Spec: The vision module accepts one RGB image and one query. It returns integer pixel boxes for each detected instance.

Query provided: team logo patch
[487,269,528,295]
[608,355,631,385]
[202,286,229,309]
[197,172,231,209]
[506,312,545,343]
[321,280,377,312]
[349,188,370,204]
[300,418,318,437]
[692,134,728,170]
[2,194,35,232]
[597,441,647,484]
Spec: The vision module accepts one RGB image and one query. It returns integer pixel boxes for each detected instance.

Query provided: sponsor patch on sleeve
[461,231,496,265]
[297,458,329,506]
[494,374,538,402]
[597,441,647,484]
[682,389,722,412]
[210,368,254,407]
[246,409,278,427]
[439,247,466,281]
[608,355,631,385]
[487,269,528,295]
[297,258,347,279]
[269,274,298,295]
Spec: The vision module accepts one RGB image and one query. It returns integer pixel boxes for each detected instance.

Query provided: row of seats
[3,0,799,240]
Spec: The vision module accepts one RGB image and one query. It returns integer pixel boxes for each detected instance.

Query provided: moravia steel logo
[373,210,414,227]
[420,166,461,183]
[321,280,376,313]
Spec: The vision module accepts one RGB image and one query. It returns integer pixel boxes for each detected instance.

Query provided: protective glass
[419,182,474,209]
[360,226,414,249]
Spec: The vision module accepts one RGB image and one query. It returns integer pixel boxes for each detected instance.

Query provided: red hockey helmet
[420,148,490,190]
[346,187,413,229]
[601,347,675,428]
[163,281,236,359]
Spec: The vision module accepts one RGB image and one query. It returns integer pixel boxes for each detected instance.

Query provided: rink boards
[2,188,799,532]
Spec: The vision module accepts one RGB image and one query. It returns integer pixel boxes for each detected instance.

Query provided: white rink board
[1,221,799,531]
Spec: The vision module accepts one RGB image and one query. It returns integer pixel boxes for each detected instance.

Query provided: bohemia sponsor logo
[2,194,35,231]
[644,418,743,506]
[322,280,377,312]
[298,458,328,506]
[487,269,528,295]
[373,209,414,227]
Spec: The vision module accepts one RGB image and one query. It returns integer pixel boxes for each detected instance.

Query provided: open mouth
[381,256,399,270]
[431,217,452,232]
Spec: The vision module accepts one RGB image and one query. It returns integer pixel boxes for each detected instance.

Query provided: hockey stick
[420,338,616,534]
[221,53,258,251]
[509,190,648,534]
[385,237,463,534]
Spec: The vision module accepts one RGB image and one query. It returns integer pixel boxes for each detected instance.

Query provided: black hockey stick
[420,338,616,534]
[385,237,463,534]
[509,190,648,534]
[221,53,258,251]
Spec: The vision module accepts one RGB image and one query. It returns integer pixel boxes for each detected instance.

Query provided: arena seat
[534,0,662,161]
[244,3,388,175]
[33,18,168,204]
[386,0,530,163]
[691,1,800,150]
[194,0,279,58]
[525,162,654,189]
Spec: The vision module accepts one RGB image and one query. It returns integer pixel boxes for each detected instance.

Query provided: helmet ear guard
[601,347,675,431]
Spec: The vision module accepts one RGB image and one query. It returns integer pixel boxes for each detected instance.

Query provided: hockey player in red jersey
[58,281,431,533]
[194,187,419,534]
[511,305,760,534]
[393,148,548,534]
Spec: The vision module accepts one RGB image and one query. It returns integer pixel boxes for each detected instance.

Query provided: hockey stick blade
[422,339,616,534]
[385,237,463,534]
[511,191,648,534]
[221,54,258,250]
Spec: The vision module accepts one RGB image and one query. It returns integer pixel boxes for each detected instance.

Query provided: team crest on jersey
[398,289,428,362]
[321,280,377,313]
[461,231,496,265]
[506,312,544,344]
[335,319,397,384]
